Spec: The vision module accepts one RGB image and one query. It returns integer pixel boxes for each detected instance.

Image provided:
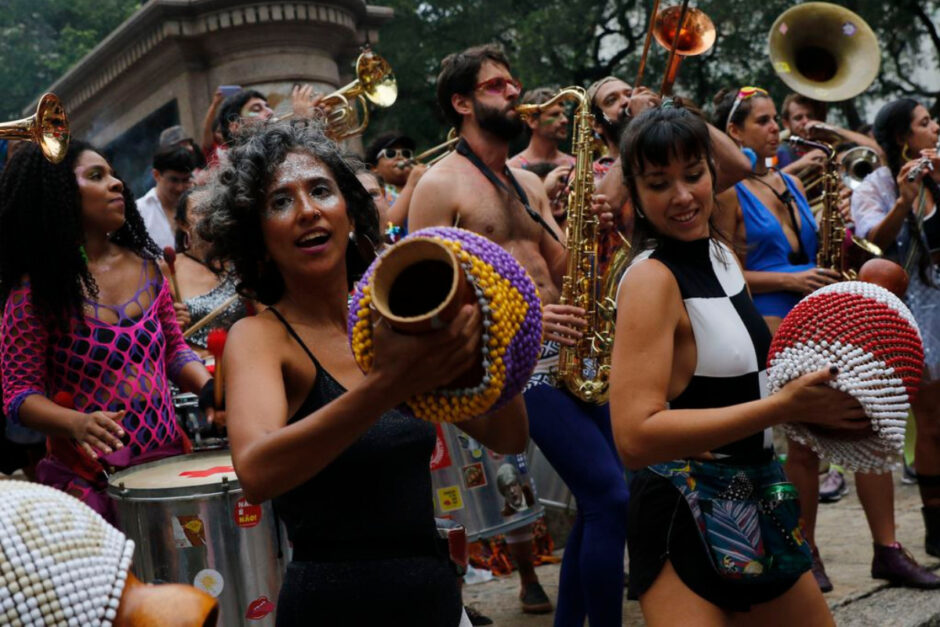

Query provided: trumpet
[396,129,458,170]
[0,93,69,164]
[841,146,881,190]
[278,49,396,141]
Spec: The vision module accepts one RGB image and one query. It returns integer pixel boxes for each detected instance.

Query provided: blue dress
[735,173,818,317]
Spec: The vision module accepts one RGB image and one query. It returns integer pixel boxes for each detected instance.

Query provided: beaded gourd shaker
[767,281,924,472]
[0,481,135,627]
[349,227,543,423]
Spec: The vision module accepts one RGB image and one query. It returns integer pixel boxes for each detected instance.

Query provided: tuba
[0,93,70,164]
[768,2,879,102]
[517,88,626,403]
[320,48,397,141]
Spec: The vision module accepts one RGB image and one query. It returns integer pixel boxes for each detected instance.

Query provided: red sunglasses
[475,76,523,95]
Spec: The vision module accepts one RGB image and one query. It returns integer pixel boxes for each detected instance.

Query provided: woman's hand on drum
[787,267,840,295]
[542,304,587,346]
[778,367,868,431]
[173,302,192,330]
[71,409,126,458]
[370,303,482,403]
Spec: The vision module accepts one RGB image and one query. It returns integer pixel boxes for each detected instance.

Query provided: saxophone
[788,136,881,280]
[517,87,629,403]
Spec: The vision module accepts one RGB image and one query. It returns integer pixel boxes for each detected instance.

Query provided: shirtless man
[409,44,629,626]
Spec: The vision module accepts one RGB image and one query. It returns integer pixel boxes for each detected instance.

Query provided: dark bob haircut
[0,141,160,322]
[199,120,380,305]
[436,44,512,130]
[620,106,721,255]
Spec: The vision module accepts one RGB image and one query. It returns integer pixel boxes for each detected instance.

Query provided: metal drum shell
[108,453,287,627]
[430,423,543,542]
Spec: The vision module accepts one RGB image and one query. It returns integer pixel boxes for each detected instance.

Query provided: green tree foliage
[0,0,140,119]
[366,0,940,149]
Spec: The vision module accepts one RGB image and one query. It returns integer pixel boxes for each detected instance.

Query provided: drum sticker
[437,485,464,512]
[172,515,207,548]
[512,453,528,475]
[429,424,452,471]
[497,463,536,517]
[179,465,234,479]
[193,568,224,597]
[462,463,487,489]
[456,432,484,460]
[842,21,857,36]
[234,497,263,528]
[488,450,505,462]
[246,595,276,620]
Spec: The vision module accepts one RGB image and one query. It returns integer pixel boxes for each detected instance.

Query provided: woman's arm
[458,394,529,454]
[610,259,865,469]
[228,305,482,504]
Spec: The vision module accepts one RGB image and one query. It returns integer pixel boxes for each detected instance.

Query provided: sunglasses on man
[475,76,523,96]
[378,148,414,161]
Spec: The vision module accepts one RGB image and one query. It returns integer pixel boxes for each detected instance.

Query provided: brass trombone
[0,93,70,164]
[397,129,458,170]
[633,0,716,96]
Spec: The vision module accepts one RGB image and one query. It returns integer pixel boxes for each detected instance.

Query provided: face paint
[263,152,342,220]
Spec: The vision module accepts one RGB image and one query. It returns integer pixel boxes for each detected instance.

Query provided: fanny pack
[650,459,811,583]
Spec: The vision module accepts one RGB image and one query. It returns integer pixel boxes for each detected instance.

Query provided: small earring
[348,230,357,243]
[635,207,646,220]
[79,245,88,264]
[182,231,191,252]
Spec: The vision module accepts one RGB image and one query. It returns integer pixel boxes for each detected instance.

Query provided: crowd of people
[1,33,939,627]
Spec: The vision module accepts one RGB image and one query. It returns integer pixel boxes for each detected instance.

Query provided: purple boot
[871,542,940,589]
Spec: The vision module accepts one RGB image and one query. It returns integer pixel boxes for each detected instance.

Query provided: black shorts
[626,469,808,612]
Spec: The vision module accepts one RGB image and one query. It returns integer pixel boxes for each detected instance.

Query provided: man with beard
[409,45,631,626]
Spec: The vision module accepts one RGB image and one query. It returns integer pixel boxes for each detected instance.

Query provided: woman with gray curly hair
[199,120,527,626]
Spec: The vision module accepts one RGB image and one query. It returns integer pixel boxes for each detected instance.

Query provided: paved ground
[463,471,940,626]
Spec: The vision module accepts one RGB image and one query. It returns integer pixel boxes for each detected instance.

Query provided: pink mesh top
[1,261,201,459]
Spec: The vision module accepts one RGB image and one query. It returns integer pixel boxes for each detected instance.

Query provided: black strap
[748,171,808,263]
[455,138,561,243]
[267,306,319,368]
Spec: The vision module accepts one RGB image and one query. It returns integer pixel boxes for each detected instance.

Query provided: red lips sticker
[246,596,275,620]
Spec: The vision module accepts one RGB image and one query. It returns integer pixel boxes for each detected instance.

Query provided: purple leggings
[525,383,629,627]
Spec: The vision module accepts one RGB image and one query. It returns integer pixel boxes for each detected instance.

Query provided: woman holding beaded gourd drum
[610,106,875,624]
[200,121,528,626]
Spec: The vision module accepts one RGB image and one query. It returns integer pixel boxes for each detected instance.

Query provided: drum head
[108,452,238,500]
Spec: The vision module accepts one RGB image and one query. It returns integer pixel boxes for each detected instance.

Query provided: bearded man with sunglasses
[409,44,633,626]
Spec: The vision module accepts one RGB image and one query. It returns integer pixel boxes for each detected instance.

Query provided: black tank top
[268,308,440,562]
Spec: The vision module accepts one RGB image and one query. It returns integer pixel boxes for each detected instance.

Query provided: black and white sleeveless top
[619,237,774,463]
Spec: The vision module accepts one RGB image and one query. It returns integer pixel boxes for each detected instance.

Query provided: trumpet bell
[769,2,880,102]
[653,6,716,57]
[841,146,881,190]
[0,93,70,164]
[355,50,398,107]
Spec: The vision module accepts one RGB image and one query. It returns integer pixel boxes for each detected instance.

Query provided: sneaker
[871,542,940,589]
[819,468,849,503]
[464,605,494,626]
[811,546,834,593]
[520,581,553,614]
[902,461,918,485]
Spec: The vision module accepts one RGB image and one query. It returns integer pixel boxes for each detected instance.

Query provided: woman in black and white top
[610,106,866,624]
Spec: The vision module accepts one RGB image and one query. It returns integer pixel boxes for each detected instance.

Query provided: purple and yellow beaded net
[348,227,543,423]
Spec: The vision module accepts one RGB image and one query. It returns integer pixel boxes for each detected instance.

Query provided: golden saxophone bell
[0,93,70,164]
[768,2,880,102]
[321,49,397,141]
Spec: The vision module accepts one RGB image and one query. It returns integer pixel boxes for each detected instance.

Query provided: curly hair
[0,141,160,323]
[199,120,380,305]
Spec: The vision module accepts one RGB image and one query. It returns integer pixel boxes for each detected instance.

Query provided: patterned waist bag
[650,459,812,583]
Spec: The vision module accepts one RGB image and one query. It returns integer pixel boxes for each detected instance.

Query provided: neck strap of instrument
[455,138,561,243]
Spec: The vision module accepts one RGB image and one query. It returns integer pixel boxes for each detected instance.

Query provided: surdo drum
[108,452,287,626]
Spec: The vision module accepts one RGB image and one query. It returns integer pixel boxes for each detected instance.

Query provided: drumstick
[182,294,239,340]
[207,329,227,410]
[163,246,182,302]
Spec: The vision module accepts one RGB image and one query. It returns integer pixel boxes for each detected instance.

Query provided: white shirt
[136,186,176,250]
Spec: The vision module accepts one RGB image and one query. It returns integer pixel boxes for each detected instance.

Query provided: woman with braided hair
[0,141,215,523]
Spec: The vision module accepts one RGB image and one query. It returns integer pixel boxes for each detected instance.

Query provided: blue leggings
[525,383,630,627]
